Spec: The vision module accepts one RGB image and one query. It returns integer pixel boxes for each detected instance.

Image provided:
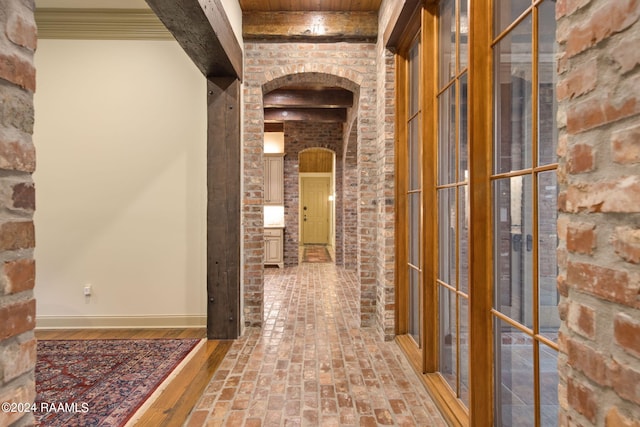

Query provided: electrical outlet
[83,284,92,296]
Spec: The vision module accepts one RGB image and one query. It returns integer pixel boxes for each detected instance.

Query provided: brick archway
[263,71,360,271]
[242,44,378,328]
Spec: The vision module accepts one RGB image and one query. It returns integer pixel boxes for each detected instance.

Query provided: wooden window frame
[394,2,423,341]
[467,0,494,425]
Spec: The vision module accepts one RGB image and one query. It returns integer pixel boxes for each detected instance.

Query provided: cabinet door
[264,236,281,263]
[264,228,283,267]
[264,155,284,205]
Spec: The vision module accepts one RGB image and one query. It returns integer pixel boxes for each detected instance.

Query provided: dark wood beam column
[243,11,378,42]
[145,0,242,79]
[207,78,241,339]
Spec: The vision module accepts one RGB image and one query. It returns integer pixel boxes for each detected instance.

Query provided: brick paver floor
[185,263,446,426]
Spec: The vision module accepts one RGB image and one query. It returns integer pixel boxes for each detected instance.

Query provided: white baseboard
[36,314,207,330]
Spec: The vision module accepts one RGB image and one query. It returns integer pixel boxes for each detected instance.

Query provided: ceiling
[238,0,381,12]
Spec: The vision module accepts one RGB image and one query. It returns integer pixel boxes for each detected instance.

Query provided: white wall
[34,39,207,328]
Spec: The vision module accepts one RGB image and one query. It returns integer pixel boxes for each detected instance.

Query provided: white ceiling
[36,0,149,9]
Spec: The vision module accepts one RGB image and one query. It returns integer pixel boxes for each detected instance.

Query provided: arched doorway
[299,148,336,262]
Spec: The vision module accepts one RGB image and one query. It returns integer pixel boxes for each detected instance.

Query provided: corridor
[185,264,447,426]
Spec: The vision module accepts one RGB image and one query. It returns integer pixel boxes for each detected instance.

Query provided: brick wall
[341,122,358,270]
[556,0,640,424]
[243,42,379,327]
[0,1,37,426]
[375,0,398,340]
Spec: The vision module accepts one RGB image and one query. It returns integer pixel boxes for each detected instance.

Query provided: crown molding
[35,8,173,40]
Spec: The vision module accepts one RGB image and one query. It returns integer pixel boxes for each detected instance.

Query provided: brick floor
[185,264,446,426]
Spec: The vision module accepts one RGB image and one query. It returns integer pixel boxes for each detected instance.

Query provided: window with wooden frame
[491,1,559,425]
[392,0,558,426]
[436,0,470,410]
[395,2,425,353]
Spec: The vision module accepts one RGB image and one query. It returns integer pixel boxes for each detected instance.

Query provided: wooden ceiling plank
[239,0,382,11]
[264,108,347,122]
[243,11,377,42]
[264,89,353,108]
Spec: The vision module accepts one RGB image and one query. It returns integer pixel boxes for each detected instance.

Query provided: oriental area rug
[35,338,201,427]
[302,244,332,263]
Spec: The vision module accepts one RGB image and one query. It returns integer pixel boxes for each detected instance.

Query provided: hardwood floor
[35,328,232,426]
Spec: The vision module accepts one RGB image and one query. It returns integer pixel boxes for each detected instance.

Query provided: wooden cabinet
[264,153,284,205]
[264,227,283,268]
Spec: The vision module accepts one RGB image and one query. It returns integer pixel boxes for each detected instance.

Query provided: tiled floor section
[301,245,332,263]
[185,264,446,426]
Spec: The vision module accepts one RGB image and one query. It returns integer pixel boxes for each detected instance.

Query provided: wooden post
[207,78,241,339]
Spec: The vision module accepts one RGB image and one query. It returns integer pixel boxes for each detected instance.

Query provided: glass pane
[459,184,469,294]
[459,75,469,183]
[438,188,456,287]
[493,176,534,329]
[409,117,420,191]
[409,192,421,267]
[459,295,469,406]
[539,343,559,427]
[538,171,559,340]
[409,267,421,345]
[439,286,457,393]
[538,1,558,166]
[494,15,533,174]
[439,0,456,88]
[459,0,469,70]
[494,318,535,427]
[409,39,420,116]
[495,0,532,37]
[438,85,456,185]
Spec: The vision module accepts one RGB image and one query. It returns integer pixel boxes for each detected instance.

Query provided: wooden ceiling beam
[264,89,353,108]
[239,0,382,12]
[145,0,242,80]
[243,11,378,42]
[264,108,347,123]
[264,122,285,132]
